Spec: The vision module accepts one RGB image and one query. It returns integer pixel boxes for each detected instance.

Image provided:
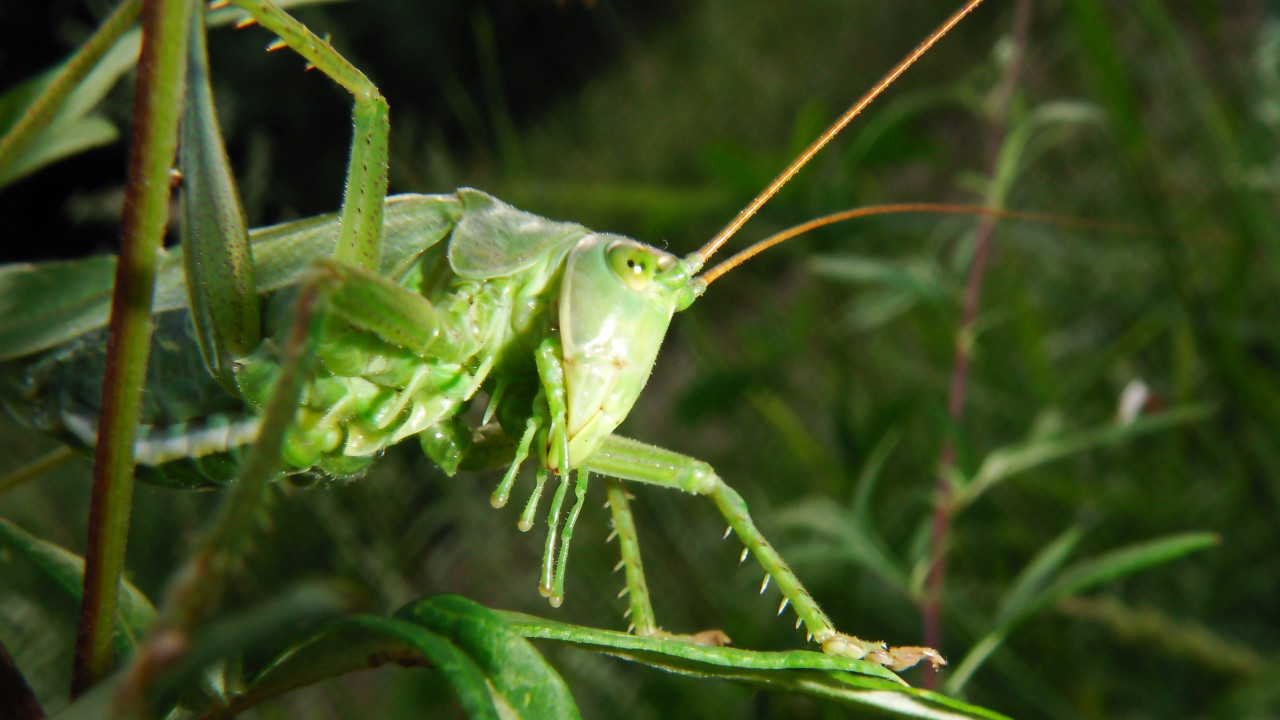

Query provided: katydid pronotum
[0,0,999,672]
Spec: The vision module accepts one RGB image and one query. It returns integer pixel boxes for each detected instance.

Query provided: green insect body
[3,189,698,491]
[0,0,989,674]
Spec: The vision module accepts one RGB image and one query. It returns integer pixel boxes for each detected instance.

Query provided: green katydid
[0,0,997,672]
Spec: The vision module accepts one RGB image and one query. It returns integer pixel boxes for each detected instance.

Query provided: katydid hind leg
[584,433,943,670]
[224,0,389,271]
[602,477,730,645]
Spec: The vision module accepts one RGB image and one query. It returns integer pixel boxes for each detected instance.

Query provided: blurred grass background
[1,0,1279,717]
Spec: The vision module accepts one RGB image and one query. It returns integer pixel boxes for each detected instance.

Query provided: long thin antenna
[693,0,988,266]
[698,204,1127,286]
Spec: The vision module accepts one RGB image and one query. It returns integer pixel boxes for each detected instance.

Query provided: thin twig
[112,278,323,717]
[922,0,1034,690]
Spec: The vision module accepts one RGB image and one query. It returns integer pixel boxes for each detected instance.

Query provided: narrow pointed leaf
[0,116,119,188]
[947,532,1218,693]
[0,518,156,657]
[0,0,348,188]
[397,595,582,720]
[995,525,1086,626]
[149,582,354,712]
[225,615,497,720]
[775,497,908,591]
[501,609,1010,719]
[1032,533,1219,621]
[962,406,1211,503]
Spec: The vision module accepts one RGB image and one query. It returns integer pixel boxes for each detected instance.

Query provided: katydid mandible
[0,0,990,671]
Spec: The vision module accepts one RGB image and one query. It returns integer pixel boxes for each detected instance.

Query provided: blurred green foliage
[1,0,1278,717]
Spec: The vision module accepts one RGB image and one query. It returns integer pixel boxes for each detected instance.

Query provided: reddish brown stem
[71,0,193,697]
[922,0,1034,690]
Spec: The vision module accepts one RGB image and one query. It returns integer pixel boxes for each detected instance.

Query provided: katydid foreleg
[490,413,542,509]
[584,434,945,669]
[541,469,589,607]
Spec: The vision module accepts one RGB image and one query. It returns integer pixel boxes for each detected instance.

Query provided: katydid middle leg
[585,434,944,671]
[605,477,657,636]
[603,477,732,646]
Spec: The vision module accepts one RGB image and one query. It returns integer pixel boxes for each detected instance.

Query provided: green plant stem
[70,0,194,698]
[113,280,322,717]
[922,0,1033,691]
[163,281,321,631]
[0,0,142,173]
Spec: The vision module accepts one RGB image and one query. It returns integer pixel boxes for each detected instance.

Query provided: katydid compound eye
[607,243,656,291]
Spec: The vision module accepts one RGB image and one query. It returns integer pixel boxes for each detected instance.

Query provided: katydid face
[558,235,693,467]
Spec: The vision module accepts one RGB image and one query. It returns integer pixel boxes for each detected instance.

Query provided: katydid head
[559,235,700,467]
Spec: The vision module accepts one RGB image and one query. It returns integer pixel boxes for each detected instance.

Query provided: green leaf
[960,405,1211,505]
[0,115,119,188]
[151,581,355,713]
[397,595,582,720]
[502,609,1010,720]
[774,497,908,592]
[995,526,1086,627]
[809,255,952,302]
[207,613,499,720]
[1034,532,1220,619]
[0,518,156,658]
[807,254,955,329]
[194,595,1016,718]
[774,430,911,593]
[0,17,140,189]
[946,532,1218,693]
[0,0,350,188]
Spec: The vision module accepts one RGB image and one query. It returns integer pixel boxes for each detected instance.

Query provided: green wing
[0,193,462,362]
[447,188,588,279]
